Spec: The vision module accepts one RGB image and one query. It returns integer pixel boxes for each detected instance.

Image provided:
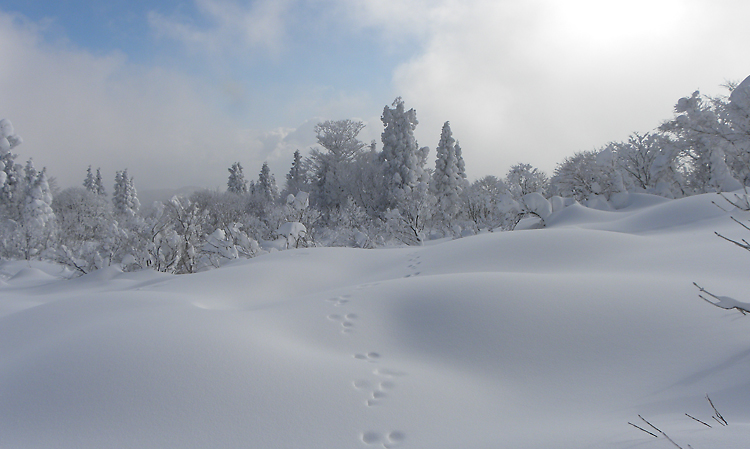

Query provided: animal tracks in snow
[353,377,396,407]
[352,353,408,408]
[361,430,407,447]
[404,254,422,278]
[354,352,381,363]
[321,290,408,445]
[327,312,358,334]
[325,294,351,307]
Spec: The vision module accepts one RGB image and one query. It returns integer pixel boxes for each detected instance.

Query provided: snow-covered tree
[505,163,548,200]
[308,119,367,215]
[113,169,140,216]
[659,90,742,193]
[52,187,117,274]
[0,119,21,186]
[84,166,96,192]
[256,162,278,204]
[281,149,308,198]
[53,187,112,243]
[724,75,750,185]
[94,168,106,196]
[549,151,603,201]
[227,162,248,194]
[19,166,57,260]
[83,166,106,196]
[349,141,386,216]
[606,133,665,192]
[465,175,508,232]
[380,97,430,209]
[385,181,435,245]
[430,121,468,229]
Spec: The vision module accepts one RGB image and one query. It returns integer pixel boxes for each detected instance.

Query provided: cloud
[0,11,269,191]
[350,0,750,177]
[148,0,294,57]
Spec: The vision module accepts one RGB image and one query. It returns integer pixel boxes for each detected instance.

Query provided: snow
[1,192,750,448]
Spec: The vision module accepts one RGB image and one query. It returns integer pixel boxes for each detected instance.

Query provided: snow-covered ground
[1,192,749,449]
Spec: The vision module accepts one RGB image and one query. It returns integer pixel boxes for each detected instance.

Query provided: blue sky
[2,0,750,191]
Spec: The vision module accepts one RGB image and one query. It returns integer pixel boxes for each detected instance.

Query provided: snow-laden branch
[694,282,750,314]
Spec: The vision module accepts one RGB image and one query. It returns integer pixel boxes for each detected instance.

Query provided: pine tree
[94,168,106,196]
[24,158,37,187]
[113,169,140,216]
[380,97,429,208]
[0,118,22,211]
[430,121,467,225]
[21,167,56,259]
[84,166,96,192]
[282,149,307,198]
[257,162,278,203]
[227,162,248,194]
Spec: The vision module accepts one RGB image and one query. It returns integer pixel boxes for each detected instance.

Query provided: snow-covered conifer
[113,169,140,216]
[257,162,278,203]
[0,118,22,209]
[380,98,429,208]
[282,150,307,198]
[20,167,56,259]
[84,166,95,192]
[430,121,468,229]
[227,162,248,194]
[94,168,106,196]
[308,120,367,214]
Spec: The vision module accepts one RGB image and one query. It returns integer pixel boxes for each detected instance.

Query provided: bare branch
[639,415,684,449]
[714,231,750,251]
[628,422,658,438]
[707,395,727,426]
[694,283,750,314]
[685,413,711,428]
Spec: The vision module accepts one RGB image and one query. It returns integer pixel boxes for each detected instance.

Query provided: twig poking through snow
[639,415,684,449]
[628,422,658,438]
[706,395,727,426]
[694,282,750,315]
[685,413,711,428]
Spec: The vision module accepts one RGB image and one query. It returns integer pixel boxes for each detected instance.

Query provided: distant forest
[2,76,750,274]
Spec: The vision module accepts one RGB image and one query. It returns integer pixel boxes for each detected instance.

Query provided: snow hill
[1,192,749,448]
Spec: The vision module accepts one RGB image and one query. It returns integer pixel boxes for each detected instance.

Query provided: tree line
[1,77,750,274]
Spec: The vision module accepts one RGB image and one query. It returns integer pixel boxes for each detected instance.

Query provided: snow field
[0,192,749,448]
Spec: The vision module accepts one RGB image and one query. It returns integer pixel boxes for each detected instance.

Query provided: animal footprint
[325,295,351,307]
[354,352,381,363]
[329,313,357,334]
[361,430,406,447]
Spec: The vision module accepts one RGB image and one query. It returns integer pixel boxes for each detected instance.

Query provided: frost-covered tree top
[431,121,467,221]
[84,166,96,193]
[315,119,366,163]
[505,163,548,199]
[257,162,278,203]
[227,162,248,194]
[282,149,307,198]
[94,168,106,196]
[729,75,750,136]
[381,97,429,202]
[113,169,140,216]
[0,118,22,155]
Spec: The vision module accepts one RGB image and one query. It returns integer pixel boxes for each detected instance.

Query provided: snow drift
[1,192,749,448]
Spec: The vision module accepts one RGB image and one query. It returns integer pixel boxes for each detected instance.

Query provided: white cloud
[0,11,273,191]
[148,0,294,57]
[351,0,750,178]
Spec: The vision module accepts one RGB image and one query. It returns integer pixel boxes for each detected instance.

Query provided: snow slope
[1,192,749,448]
